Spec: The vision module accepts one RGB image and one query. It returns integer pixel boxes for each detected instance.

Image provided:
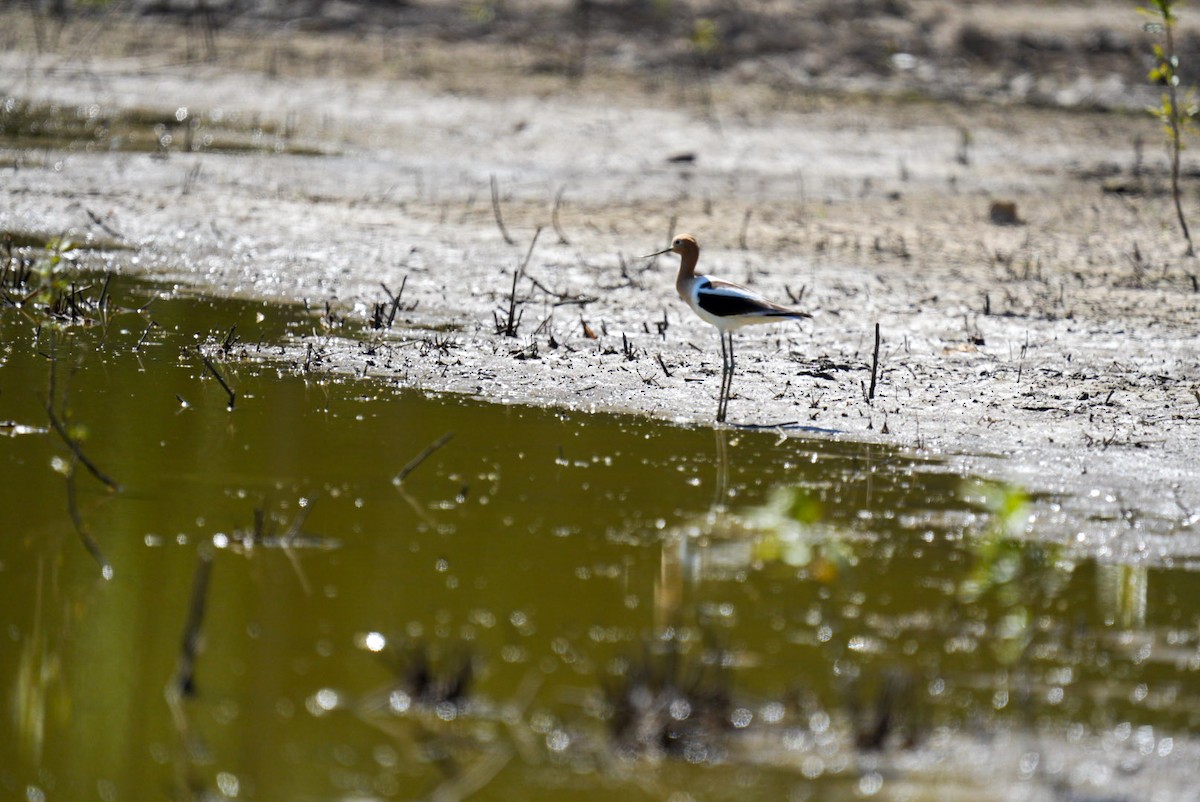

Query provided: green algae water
[2,274,1199,802]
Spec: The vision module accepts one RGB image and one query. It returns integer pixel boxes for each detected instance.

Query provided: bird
[644,233,810,423]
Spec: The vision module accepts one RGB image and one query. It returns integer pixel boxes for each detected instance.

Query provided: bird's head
[670,234,698,255]
[643,233,699,259]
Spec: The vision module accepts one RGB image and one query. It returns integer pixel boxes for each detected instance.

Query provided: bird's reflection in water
[655,427,851,632]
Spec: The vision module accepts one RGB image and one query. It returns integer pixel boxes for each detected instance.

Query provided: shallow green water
[2,275,1199,801]
[0,97,320,158]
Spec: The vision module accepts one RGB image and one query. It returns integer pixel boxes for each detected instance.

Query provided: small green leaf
[691,17,719,54]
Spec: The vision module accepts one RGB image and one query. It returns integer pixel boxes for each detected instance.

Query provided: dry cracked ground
[2,1,1200,561]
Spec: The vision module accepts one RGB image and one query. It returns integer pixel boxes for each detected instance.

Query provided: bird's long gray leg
[717,334,726,422]
[716,331,728,422]
[724,332,735,420]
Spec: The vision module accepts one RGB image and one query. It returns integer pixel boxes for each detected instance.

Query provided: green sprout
[1142,0,1198,256]
[690,18,719,56]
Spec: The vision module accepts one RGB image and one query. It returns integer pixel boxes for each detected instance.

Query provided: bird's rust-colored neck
[672,236,700,300]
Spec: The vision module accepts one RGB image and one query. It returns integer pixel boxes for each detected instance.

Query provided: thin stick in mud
[499,270,522,337]
[380,276,408,327]
[519,225,543,275]
[220,325,239,354]
[552,187,570,245]
[868,322,881,403]
[393,431,454,485]
[490,174,515,245]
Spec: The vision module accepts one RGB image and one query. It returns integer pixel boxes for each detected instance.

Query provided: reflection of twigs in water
[43,335,120,492]
[656,534,683,632]
[45,401,120,492]
[428,745,513,802]
[170,551,214,699]
[656,428,731,628]
[391,432,456,536]
[354,643,522,802]
[394,484,438,530]
[281,544,312,596]
[45,333,117,575]
[15,559,51,763]
[236,502,319,596]
[501,671,544,765]
[713,426,729,510]
[393,431,454,485]
[196,345,236,411]
[277,502,313,597]
[65,459,112,578]
[604,633,737,761]
[164,551,215,793]
[849,669,919,751]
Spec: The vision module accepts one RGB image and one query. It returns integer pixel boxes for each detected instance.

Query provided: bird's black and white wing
[695,278,801,320]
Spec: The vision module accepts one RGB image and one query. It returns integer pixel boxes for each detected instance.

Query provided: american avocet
[645,234,810,423]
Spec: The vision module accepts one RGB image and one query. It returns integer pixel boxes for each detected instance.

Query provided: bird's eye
[672,239,682,247]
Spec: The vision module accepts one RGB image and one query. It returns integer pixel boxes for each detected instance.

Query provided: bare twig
[393,431,454,485]
[784,284,806,306]
[378,276,410,327]
[1147,0,1195,256]
[85,208,123,240]
[868,322,881,403]
[220,325,238,355]
[490,174,515,245]
[491,229,542,336]
[97,273,113,314]
[497,270,522,337]
[525,272,596,306]
[551,187,570,245]
[738,208,752,250]
[621,332,637,361]
[519,225,543,274]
